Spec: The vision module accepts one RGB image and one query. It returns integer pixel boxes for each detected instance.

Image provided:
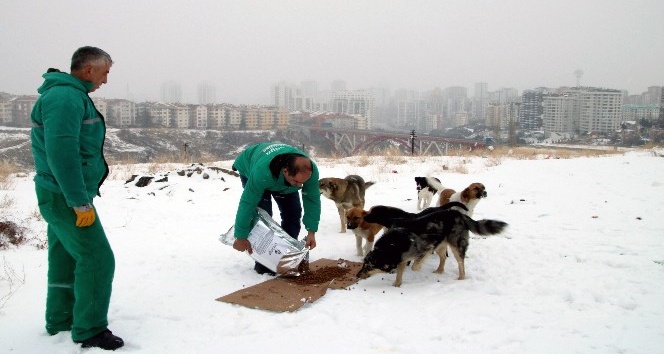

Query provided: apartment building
[0,98,13,124]
[542,94,577,134]
[106,99,136,127]
[542,87,623,136]
[622,104,660,122]
[330,90,375,130]
[572,88,623,134]
[519,89,545,131]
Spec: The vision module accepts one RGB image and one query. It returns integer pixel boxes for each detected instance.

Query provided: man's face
[284,170,311,187]
[86,61,111,92]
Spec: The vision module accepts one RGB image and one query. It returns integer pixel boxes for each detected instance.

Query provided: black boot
[254,262,276,276]
[75,329,124,350]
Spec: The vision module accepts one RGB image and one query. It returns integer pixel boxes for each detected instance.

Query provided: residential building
[623,104,660,122]
[542,94,576,134]
[13,95,38,127]
[570,88,623,134]
[330,90,375,130]
[443,86,468,126]
[0,97,13,125]
[519,88,552,131]
[195,105,208,129]
[106,99,136,127]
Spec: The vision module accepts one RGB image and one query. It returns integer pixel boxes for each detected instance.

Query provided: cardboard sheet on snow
[216,258,362,312]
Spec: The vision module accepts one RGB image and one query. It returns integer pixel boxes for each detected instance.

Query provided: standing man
[30,46,124,350]
[231,142,321,275]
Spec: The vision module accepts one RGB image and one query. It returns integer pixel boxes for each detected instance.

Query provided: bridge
[291,126,485,156]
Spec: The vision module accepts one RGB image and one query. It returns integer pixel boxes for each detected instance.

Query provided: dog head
[414,177,427,191]
[318,177,341,199]
[345,207,367,230]
[461,183,487,201]
[356,227,413,279]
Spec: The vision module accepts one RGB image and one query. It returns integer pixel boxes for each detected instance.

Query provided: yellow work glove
[73,204,96,227]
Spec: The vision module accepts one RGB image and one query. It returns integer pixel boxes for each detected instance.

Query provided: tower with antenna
[574,69,583,87]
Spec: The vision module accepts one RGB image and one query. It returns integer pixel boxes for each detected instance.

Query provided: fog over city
[2,0,663,104]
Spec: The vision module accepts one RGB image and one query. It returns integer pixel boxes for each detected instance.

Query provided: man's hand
[305,231,316,250]
[73,204,95,227]
[233,239,253,254]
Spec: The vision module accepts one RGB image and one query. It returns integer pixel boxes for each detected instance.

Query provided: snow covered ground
[1,149,664,353]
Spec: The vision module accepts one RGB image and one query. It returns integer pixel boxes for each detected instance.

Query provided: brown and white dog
[345,207,385,257]
[425,177,487,217]
[319,175,375,233]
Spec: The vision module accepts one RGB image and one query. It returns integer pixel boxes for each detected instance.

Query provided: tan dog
[319,175,375,233]
[426,177,487,217]
[345,207,385,257]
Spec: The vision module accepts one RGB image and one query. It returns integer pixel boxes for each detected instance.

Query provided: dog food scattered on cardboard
[287,265,351,286]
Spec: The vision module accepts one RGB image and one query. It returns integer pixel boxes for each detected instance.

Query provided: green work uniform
[30,70,113,341]
[232,142,321,238]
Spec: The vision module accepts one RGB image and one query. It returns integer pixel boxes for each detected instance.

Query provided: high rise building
[542,87,623,136]
[519,88,552,131]
[472,82,489,122]
[271,81,294,109]
[160,81,182,103]
[197,81,216,104]
[330,90,375,129]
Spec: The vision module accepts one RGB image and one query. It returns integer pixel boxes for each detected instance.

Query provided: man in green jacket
[231,142,321,275]
[30,46,123,351]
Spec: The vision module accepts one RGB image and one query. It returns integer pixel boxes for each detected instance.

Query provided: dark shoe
[75,329,124,350]
[254,262,276,276]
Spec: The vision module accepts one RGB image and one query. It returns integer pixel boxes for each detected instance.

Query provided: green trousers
[35,185,115,341]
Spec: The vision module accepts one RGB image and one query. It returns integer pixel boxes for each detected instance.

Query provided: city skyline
[2,0,663,104]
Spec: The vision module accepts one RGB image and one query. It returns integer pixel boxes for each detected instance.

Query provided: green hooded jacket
[233,142,321,239]
[30,71,109,208]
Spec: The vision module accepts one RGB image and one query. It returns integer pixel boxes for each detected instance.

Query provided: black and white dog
[357,206,507,287]
[414,176,441,210]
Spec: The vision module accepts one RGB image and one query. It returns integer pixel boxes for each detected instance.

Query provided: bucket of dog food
[220,208,309,276]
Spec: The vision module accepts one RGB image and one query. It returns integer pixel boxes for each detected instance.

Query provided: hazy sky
[2,0,663,104]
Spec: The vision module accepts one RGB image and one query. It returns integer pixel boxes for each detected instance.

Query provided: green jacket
[30,71,109,208]
[233,142,321,238]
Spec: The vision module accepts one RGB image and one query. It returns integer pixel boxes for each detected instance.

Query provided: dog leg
[355,235,364,257]
[411,251,432,271]
[449,246,465,280]
[336,204,347,233]
[393,261,408,287]
[434,242,449,274]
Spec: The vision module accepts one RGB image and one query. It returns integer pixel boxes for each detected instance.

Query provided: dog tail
[424,176,445,192]
[461,215,508,236]
[365,181,375,189]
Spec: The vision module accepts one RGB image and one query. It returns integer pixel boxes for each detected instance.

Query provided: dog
[319,175,375,233]
[358,207,507,287]
[362,202,468,228]
[425,177,487,217]
[414,176,441,210]
[345,207,385,257]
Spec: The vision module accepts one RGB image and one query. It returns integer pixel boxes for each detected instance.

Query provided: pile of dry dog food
[287,265,353,286]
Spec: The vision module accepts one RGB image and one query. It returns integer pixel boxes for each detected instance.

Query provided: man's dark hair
[270,153,311,178]
[70,46,113,71]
